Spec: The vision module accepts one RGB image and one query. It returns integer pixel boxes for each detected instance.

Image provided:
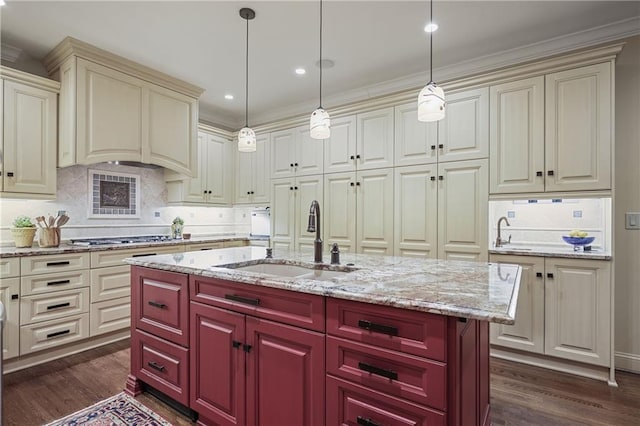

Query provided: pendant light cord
[245,14,249,127]
[429,0,433,83]
[319,0,323,108]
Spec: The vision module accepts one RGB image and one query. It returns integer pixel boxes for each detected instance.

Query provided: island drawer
[21,253,90,276]
[190,275,325,332]
[20,313,89,355]
[0,257,20,278]
[21,287,90,325]
[327,298,447,361]
[21,270,90,296]
[327,375,445,426]
[327,336,446,410]
[132,267,189,347]
[132,329,189,406]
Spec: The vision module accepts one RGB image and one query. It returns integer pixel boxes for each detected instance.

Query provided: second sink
[227,262,354,282]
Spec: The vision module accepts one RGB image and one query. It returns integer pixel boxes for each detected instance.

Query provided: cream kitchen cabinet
[166,131,232,205]
[490,62,612,194]
[271,126,324,178]
[324,168,394,255]
[235,132,270,204]
[270,175,323,253]
[1,258,20,359]
[323,115,357,174]
[1,67,58,197]
[394,88,489,167]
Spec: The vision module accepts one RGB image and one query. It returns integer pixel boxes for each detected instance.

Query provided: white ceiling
[1,1,639,129]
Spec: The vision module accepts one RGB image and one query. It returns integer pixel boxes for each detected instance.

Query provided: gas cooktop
[70,235,174,246]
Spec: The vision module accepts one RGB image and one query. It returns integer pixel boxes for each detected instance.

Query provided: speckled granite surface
[0,235,252,258]
[489,244,612,260]
[125,247,522,325]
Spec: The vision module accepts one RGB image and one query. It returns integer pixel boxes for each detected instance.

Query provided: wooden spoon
[56,215,70,227]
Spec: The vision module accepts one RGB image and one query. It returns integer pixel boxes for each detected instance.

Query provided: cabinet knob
[438,175,444,180]
[350,155,355,160]
[204,190,207,194]
[208,190,212,194]
[250,191,254,194]
[356,154,361,159]
[247,191,251,195]
[294,162,298,167]
[294,186,298,190]
[430,145,436,150]
[350,182,355,187]
[536,272,543,278]
[547,272,554,279]
[438,144,444,149]
[430,176,436,181]
[7,172,14,177]
[290,163,294,167]
[547,170,555,176]
[536,171,543,177]
[289,187,294,191]
[356,182,361,186]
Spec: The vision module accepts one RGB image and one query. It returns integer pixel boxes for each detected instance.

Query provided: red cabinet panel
[132,267,189,346]
[132,329,189,405]
[190,275,325,332]
[327,375,446,426]
[327,336,447,410]
[327,298,447,361]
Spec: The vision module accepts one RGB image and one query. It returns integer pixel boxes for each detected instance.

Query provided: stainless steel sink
[225,262,355,282]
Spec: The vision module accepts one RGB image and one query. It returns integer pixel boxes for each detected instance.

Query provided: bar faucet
[307,200,323,263]
[496,216,512,248]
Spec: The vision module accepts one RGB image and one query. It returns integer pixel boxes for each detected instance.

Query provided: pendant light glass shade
[238,127,256,152]
[418,82,445,122]
[310,108,331,139]
[238,8,256,152]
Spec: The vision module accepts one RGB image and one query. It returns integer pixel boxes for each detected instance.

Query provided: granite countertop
[489,244,612,260]
[125,247,522,325]
[0,235,255,258]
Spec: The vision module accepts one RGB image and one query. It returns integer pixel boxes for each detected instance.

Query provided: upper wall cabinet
[323,115,357,174]
[44,37,202,176]
[235,132,271,204]
[271,125,324,178]
[1,67,59,198]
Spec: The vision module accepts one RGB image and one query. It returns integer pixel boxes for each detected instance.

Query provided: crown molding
[43,36,204,98]
[0,65,60,92]
[198,122,234,139]
[0,43,22,63]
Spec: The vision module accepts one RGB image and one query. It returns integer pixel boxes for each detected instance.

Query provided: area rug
[45,392,172,426]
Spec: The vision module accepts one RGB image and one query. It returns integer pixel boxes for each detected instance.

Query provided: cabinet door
[438,87,489,163]
[145,84,197,176]
[190,302,246,426]
[0,277,20,359]
[356,107,394,170]
[235,150,254,204]
[437,159,488,261]
[246,317,325,426]
[76,58,143,163]
[545,62,612,192]
[271,128,296,178]
[205,134,232,204]
[324,172,357,253]
[295,175,324,253]
[490,77,545,194]
[489,255,544,354]
[180,132,207,203]
[296,126,324,176]
[544,258,611,366]
[2,80,57,195]
[251,132,271,203]
[324,115,357,173]
[394,165,438,259]
[394,102,438,167]
[270,178,296,252]
[356,168,394,255]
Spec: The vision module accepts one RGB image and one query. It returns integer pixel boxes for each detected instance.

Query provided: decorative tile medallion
[88,169,140,218]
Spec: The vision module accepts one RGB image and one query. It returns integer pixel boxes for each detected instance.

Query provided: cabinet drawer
[20,313,89,355]
[190,275,325,332]
[90,265,131,302]
[90,296,131,336]
[91,246,181,268]
[185,242,224,251]
[132,329,189,406]
[21,253,90,275]
[132,267,189,346]
[21,270,90,296]
[223,240,248,248]
[327,336,446,410]
[327,375,445,426]
[21,288,90,325]
[0,257,20,278]
[327,298,446,361]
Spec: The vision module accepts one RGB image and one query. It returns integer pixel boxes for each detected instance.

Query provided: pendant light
[418,0,445,122]
[238,8,257,152]
[310,0,330,139]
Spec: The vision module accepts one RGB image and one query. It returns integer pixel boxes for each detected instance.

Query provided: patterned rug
[45,392,172,426]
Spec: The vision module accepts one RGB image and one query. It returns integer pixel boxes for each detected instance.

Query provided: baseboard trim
[615,351,640,373]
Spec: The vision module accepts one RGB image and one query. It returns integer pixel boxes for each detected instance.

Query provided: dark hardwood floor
[2,341,639,425]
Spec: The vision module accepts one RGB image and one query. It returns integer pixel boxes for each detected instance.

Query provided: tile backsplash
[0,163,255,245]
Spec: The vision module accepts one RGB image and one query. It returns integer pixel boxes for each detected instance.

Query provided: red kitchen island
[124,247,521,426]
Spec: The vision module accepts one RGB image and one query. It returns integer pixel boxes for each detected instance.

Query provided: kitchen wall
[0,162,253,244]
[614,35,640,373]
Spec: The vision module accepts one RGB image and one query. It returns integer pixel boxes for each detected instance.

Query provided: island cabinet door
[245,316,325,426]
[190,302,246,426]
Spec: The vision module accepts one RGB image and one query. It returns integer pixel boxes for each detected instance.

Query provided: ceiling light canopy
[418,0,445,122]
[310,0,330,140]
[238,7,257,152]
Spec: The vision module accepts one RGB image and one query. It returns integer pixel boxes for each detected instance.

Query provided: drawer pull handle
[232,340,242,349]
[47,329,70,339]
[357,319,398,336]
[148,301,167,309]
[47,302,71,311]
[358,361,398,380]
[357,416,381,426]
[225,294,260,306]
[47,279,71,286]
[147,361,166,372]
[547,273,554,279]
[46,261,70,266]
[133,253,156,257]
[536,272,543,278]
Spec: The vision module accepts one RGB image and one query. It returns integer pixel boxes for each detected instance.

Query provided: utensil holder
[38,228,60,248]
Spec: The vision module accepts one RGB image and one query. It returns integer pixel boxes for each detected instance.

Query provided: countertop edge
[489,248,612,260]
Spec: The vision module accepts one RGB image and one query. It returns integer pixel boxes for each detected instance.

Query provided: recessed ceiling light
[424,22,438,33]
[0,0,6,6]
[295,68,306,75]
[224,94,234,100]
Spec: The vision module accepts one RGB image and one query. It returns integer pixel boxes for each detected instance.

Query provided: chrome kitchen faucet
[496,216,512,248]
